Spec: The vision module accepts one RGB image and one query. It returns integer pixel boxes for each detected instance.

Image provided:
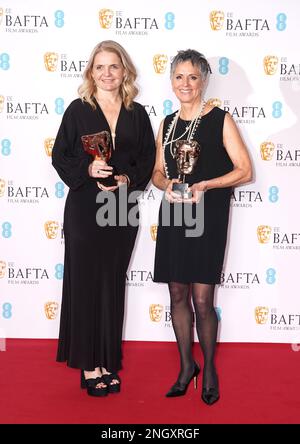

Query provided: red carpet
[0,340,299,424]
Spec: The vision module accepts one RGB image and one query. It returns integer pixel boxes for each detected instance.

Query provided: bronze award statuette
[81,130,117,186]
[172,140,201,199]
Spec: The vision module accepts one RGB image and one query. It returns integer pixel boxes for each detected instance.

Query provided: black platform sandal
[81,370,108,397]
[102,373,121,394]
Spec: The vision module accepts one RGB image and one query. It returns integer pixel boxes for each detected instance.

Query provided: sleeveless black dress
[153,107,233,284]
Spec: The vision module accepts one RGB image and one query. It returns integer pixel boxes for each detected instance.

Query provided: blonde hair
[78,40,138,110]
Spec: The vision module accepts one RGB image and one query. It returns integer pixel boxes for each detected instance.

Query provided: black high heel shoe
[80,370,108,397]
[102,373,121,394]
[201,374,220,405]
[166,362,200,397]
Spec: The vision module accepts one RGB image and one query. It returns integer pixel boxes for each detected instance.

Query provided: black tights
[168,281,218,389]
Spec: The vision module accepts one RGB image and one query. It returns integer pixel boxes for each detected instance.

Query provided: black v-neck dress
[52,98,155,371]
[153,107,233,285]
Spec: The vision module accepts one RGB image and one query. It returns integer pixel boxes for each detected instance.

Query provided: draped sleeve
[120,103,156,191]
[51,101,92,190]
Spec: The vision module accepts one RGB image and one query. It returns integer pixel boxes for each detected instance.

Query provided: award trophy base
[97,166,118,187]
[172,183,192,199]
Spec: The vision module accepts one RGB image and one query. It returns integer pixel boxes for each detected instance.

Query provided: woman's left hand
[185,181,207,203]
[96,175,129,192]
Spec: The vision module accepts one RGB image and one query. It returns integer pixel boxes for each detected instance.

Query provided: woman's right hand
[164,178,184,203]
[88,159,113,179]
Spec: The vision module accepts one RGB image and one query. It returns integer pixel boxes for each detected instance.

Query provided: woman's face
[171,61,204,104]
[91,50,125,93]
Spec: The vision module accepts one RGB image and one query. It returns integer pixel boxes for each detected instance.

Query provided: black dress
[52,98,155,371]
[154,107,233,285]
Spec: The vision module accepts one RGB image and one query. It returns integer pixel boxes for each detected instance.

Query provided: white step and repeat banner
[0,0,300,343]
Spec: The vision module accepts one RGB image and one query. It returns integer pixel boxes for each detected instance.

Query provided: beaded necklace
[162,100,206,179]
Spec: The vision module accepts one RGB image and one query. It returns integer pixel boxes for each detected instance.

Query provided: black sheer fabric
[168,282,218,389]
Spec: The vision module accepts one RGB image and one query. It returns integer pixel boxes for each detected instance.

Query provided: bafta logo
[209,11,225,30]
[44,52,58,72]
[263,55,278,75]
[260,141,275,161]
[0,260,6,278]
[0,8,3,26]
[149,304,163,322]
[255,306,269,325]
[153,54,168,74]
[44,221,59,239]
[206,98,222,108]
[44,302,59,320]
[44,138,55,157]
[0,95,4,113]
[150,224,158,241]
[0,178,5,197]
[99,8,114,29]
[257,225,272,244]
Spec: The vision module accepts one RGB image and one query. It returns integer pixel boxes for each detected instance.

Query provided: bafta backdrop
[0,0,299,344]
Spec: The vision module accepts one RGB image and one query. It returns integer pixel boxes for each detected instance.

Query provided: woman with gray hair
[152,49,252,405]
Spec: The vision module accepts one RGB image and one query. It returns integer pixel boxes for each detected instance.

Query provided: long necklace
[162,100,206,178]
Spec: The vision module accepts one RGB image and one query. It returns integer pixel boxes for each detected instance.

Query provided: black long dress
[52,98,155,372]
[153,107,233,285]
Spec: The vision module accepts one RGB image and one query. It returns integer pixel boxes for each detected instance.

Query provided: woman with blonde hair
[52,40,155,396]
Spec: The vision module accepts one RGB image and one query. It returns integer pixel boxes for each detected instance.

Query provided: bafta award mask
[0,260,6,278]
[174,140,200,175]
[260,142,275,161]
[0,179,5,197]
[44,52,58,72]
[44,138,55,157]
[153,54,168,74]
[44,302,59,320]
[81,131,117,186]
[99,9,114,29]
[172,140,201,198]
[257,225,272,244]
[44,221,59,239]
[0,95,5,113]
[81,131,112,162]
[255,306,269,324]
[206,98,222,108]
[149,304,163,322]
[209,11,225,30]
[263,55,278,75]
